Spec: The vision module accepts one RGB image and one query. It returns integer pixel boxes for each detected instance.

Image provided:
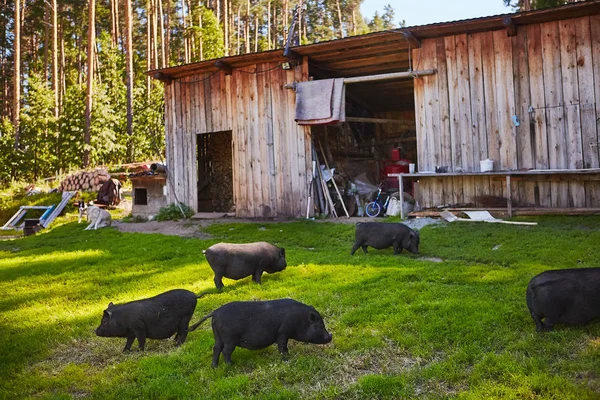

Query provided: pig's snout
[318,332,332,344]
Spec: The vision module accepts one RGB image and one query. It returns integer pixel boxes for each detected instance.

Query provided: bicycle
[365,186,390,217]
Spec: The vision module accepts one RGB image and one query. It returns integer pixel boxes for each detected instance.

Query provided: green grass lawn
[1,215,599,399]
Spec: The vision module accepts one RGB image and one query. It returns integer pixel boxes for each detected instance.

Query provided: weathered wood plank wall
[413,16,600,208]
[164,61,311,217]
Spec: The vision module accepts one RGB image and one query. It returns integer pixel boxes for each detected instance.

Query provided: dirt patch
[111,216,444,238]
[112,220,213,238]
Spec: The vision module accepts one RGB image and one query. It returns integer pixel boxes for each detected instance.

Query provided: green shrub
[155,202,194,221]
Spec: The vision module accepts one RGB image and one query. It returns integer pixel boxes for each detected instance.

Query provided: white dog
[77,201,87,223]
[85,206,112,230]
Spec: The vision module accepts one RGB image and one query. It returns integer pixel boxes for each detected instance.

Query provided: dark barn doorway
[197,131,233,212]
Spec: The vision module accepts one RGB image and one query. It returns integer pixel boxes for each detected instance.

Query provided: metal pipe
[284,69,436,89]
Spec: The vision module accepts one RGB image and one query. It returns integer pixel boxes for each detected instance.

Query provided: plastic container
[480,159,494,172]
[391,148,400,161]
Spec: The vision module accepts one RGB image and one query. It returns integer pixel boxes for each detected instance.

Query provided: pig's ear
[280,248,286,258]
[108,302,114,308]
[309,312,317,322]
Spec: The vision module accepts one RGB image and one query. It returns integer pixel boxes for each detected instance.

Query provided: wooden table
[388,168,600,219]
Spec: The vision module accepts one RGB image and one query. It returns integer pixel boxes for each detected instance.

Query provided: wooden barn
[150,1,600,218]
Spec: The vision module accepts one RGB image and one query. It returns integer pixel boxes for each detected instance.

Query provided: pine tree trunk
[124,0,134,160]
[266,0,270,50]
[216,0,220,30]
[187,0,194,60]
[83,0,96,168]
[283,0,288,45]
[59,13,65,115]
[0,0,5,117]
[111,0,119,46]
[146,0,151,96]
[165,0,170,67]
[181,0,189,63]
[198,9,203,61]
[254,14,258,52]
[335,0,344,38]
[236,5,240,55]
[245,0,250,53]
[224,0,229,56]
[52,0,59,119]
[153,0,158,68]
[297,4,301,45]
[159,0,166,67]
[273,3,276,49]
[77,33,82,85]
[44,5,49,80]
[13,0,21,148]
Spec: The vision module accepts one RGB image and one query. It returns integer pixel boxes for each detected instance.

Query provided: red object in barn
[384,159,411,189]
[391,148,401,161]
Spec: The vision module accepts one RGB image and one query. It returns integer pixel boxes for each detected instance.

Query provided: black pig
[350,222,419,255]
[188,299,332,367]
[204,242,287,289]
[95,289,202,351]
[526,267,600,332]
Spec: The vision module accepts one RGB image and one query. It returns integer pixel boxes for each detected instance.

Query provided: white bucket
[480,159,494,172]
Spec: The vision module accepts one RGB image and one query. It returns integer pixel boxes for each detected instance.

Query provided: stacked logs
[58,169,111,192]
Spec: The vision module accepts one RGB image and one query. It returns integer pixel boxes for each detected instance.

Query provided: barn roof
[149,0,600,82]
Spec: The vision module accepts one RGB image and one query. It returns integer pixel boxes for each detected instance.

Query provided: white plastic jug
[480,159,494,172]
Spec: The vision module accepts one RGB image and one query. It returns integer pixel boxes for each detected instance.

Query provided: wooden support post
[402,30,421,48]
[503,17,517,37]
[214,60,233,75]
[312,148,326,214]
[506,175,513,217]
[399,174,405,220]
[152,72,172,84]
[319,141,350,218]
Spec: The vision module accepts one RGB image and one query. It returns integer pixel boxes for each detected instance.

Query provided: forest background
[0,0,581,185]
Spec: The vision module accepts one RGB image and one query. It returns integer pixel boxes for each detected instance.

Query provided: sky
[360,0,515,27]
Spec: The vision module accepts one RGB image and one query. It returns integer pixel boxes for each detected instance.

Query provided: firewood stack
[58,169,111,192]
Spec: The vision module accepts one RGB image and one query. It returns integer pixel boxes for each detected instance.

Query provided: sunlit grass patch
[1,216,600,398]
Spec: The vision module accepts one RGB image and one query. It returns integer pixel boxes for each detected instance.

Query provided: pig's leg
[214,274,224,290]
[252,270,263,284]
[136,332,147,350]
[350,242,361,255]
[222,343,236,365]
[361,245,368,254]
[393,243,403,255]
[276,336,289,359]
[212,336,224,368]
[123,335,136,351]
[540,317,555,332]
[530,312,546,332]
[176,318,190,345]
